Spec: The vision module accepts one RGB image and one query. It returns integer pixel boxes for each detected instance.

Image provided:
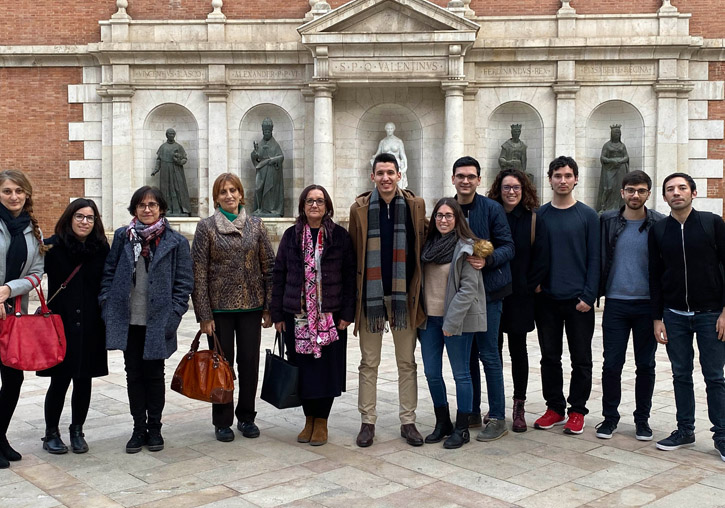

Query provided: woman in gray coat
[99,186,193,454]
[419,198,486,450]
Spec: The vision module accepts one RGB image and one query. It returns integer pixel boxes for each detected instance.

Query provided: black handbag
[260,331,302,409]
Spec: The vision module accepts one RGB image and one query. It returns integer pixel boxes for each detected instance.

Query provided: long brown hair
[487,169,539,211]
[426,197,478,244]
[0,170,49,255]
[54,198,108,248]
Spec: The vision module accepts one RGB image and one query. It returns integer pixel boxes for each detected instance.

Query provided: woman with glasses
[192,173,274,443]
[487,169,549,432]
[270,185,355,446]
[99,186,193,453]
[418,198,486,449]
[39,199,109,455]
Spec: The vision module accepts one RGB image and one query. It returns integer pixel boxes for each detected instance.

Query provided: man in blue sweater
[534,156,599,435]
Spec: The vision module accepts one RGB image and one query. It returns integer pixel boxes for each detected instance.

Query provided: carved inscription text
[330,59,447,76]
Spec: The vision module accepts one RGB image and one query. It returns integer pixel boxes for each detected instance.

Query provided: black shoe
[215,426,235,442]
[635,421,653,441]
[237,421,260,438]
[595,420,617,439]
[42,428,69,455]
[147,429,164,452]
[0,454,8,469]
[468,413,483,428]
[0,436,21,462]
[68,424,89,454]
[425,405,454,444]
[656,429,695,451]
[444,411,471,449]
[716,440,725,462]
[126,431,147,454]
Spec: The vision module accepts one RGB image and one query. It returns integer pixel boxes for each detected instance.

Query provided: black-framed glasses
[136,202,159,211]
[73,213,95,224]
[305,198,325,207]
[502,185,522,193]
[623,188,649,196]
[454,174,479,182]
[434,213,455,222]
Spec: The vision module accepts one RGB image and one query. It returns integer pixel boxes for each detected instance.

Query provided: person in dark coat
[271,184,356,446]
[487,169,549,432]
[39,199,109,455]
[99,186,193,454]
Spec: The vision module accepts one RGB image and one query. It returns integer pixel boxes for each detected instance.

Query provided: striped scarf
[365,188,408,333]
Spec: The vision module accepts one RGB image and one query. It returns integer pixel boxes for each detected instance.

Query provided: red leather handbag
[171,330,235,404]
[0,274,67,371]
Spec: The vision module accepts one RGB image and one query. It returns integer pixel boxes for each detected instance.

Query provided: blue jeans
[663,309,725,443]
[470,299,506,420]
[419,316,474,413]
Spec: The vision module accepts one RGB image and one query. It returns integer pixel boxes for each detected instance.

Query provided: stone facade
[1,0,725,235]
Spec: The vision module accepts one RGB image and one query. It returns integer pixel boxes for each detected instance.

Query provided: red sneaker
[563,412,585,435]
[534,409,567,430]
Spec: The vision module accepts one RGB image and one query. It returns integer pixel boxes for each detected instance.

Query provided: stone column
[442,82,466,195]
[108,87,135,229]
[310,83,336,191]
[205,85,229,217]
[653,82,681,211]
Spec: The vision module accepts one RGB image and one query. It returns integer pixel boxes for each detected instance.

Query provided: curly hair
[0,170,49,255]
[487,169,539,211]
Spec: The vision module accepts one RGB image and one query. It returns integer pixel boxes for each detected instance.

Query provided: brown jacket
[191,209,274,322]
[348,188,427,336]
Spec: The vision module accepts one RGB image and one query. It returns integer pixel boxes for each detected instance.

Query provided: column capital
[310,82,336,98]
[653,81,693,98]
[204,87,230,101]
[441,81,469,96]
[97,85,134,101]
[552,83,580,99]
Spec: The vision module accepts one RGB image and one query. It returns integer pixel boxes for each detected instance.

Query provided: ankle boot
[69,424,89,453]
[42,428,68,455]
[512,399,527,433]
[297,416,315,443]
[443,411,470,449]
[310,418,328,446]
[425,404,454,443]
[0,436,21,462]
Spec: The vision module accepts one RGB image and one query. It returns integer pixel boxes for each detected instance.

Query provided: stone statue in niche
[250,118,284,217]
[152,128,191,217]
[597,124,630,213]
[371,122,408,189]
[498,123,528,173]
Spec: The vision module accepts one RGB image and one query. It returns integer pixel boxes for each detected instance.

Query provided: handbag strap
[46,264,82,306]
[191,329,230,363]
[13,274,47,316]
[275,331,285,357]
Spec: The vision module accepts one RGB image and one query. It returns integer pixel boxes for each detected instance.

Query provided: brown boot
[297,416,315,443]
[310,418,328,446]
[512,399,527,433]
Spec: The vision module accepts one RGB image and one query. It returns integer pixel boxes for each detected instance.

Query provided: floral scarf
[126,216,166,283]
[294,224,339,358]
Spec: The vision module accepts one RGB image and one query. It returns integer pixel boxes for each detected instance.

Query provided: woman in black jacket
[271,185,356,446]
[39,199,109,454]
[487,169,549,432]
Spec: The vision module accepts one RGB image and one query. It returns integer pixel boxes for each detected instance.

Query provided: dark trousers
[601,299,656,424]
[535,295,594,416]
[302,397,334,419]
[124,325,166,432]
[44,376,92,430]
[0,363,23,437]
[209,310,262,428]
[498,330,529,401]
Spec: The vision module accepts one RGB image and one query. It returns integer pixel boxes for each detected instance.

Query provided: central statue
[498,124,527,173]
[371,122,408,189]
[152,128,191,217]
[250,118,284,217]
[597,124,630,212]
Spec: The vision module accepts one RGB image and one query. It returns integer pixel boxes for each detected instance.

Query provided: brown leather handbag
[171,330,235,404]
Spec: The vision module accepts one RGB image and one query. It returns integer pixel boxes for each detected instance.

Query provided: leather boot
[297,416,315,443]
[443,411,470,449]
[42,428,68,455]
[425,405,454,444]
[69,424,89,453]
[310,418,328,446]
[512,399,527,433]
[0,436,21,462]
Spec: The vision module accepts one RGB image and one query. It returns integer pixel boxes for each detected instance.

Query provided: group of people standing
[0,149,723,469]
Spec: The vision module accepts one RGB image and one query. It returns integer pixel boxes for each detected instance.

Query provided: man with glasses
[451,156,514,442]
[348,152,427,447]
[596,170,663,440]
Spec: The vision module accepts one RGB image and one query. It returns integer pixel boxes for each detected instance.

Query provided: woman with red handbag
[0,170,47,469]
[38,199,109,455]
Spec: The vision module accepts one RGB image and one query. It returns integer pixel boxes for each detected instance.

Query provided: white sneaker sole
[655,441,695,451]
[596,428,616,439]
[564,423,585,435]
[636,434,653,441]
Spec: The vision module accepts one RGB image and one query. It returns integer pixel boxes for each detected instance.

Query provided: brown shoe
[356,423,375,447]
[297,416,315,443]
[512,399,527,433]
[400,423,424,447]
[310,418,328,446]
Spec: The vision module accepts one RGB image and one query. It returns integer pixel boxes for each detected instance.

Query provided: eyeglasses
[502,185,522,193]
[454,174,479,182]
[624,188,649,197]
[305,198,325,207]
[136,202,159,211]
[73,213,95,224]
[434,213,455,222]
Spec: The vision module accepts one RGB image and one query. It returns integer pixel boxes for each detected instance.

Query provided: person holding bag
[0,170,47,469]
[38,199,109,455]
[271,185,355,446]
[191,173,274,443]
[99,186,193,454]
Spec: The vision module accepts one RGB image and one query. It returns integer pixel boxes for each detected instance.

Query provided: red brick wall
[0,68,85,233]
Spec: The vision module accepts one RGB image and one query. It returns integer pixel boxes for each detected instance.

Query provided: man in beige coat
[348,152,427,447]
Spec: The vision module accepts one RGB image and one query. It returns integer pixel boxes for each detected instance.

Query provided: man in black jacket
[649,172,725,462]
[596,170,663,441]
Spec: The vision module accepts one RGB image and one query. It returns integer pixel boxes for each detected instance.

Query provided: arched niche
[586,101,645,204]
[357,104,423,195]
[143,104,200,216]
[239,104,294,216]
[485,102,544,191]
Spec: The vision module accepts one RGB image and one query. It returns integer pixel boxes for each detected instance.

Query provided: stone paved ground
[2,308,725,507]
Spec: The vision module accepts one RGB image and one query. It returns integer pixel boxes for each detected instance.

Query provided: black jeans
[498,330,529,401]
[0,363,23,437]
[209,311,262,428]
[124,325,166,432]
[601,299,656,424]
[535,295,594,416]
[44,376,92,430]
[302,397,334,419]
